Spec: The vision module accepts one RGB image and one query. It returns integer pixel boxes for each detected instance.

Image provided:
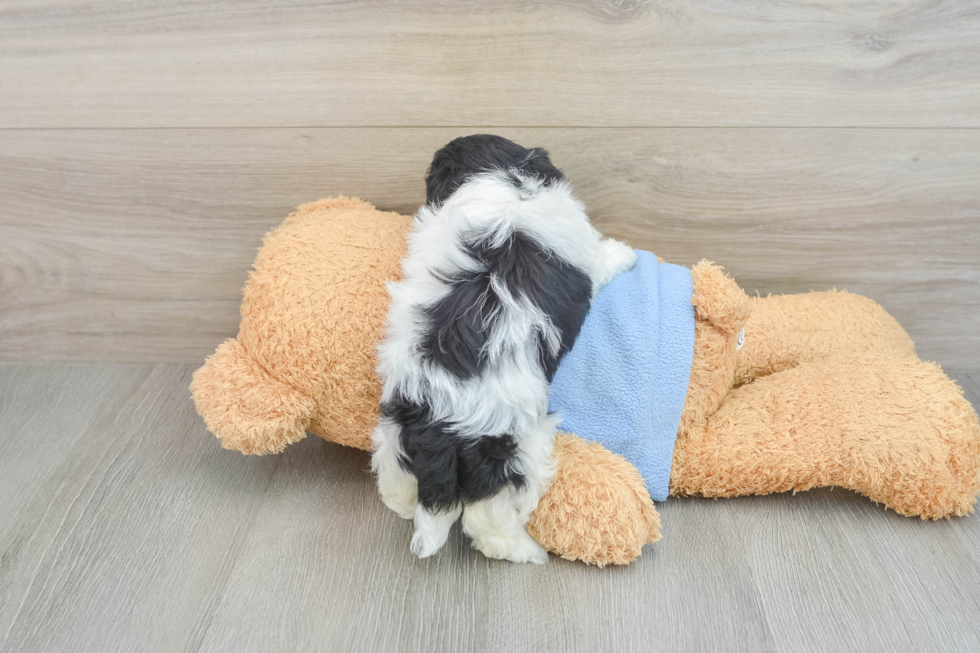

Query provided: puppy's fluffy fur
[371,135,637,563]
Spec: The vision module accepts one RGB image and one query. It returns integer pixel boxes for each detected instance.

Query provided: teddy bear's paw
[526,432,662,566]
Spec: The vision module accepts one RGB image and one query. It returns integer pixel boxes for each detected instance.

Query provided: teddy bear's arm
[191,338,316,455]
[527,432,662,566]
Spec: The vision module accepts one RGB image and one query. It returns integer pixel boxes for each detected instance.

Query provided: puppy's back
[416,175,593,385]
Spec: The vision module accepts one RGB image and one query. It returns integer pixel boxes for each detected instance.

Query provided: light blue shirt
[549,250,695,501]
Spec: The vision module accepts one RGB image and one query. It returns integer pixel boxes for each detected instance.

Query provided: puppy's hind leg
[462,490,549,564]
[511,417,558,523]
[409,442,463,558]
[370,421,418,520]
[459,415,556,563]
[411,503,463,558]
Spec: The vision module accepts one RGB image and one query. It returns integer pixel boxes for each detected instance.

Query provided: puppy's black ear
[520,147,566,188]
[425,134,514,206]
[424,142,465,207]
[424,134,566,206]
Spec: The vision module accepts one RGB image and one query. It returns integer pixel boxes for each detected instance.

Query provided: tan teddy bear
[191,197,980,565]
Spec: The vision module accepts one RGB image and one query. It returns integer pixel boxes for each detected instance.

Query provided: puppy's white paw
[378,473,418,520]
[410,504,461,559]
[410,527,449,559]
[473,529,549,565]
[372,428,418,520]
[601,238,638,275]
[513,536,550,565]
[594,239,637,292]
[382,492,417,521]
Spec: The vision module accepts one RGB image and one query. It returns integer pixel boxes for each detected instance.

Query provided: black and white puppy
[371,135,636,563]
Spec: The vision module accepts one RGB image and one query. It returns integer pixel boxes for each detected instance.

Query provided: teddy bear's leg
[671,354,980,518]
[734,290,916,387]
[190,338,317,455]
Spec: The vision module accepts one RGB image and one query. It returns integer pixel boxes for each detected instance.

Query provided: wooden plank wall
[1,1,978,365]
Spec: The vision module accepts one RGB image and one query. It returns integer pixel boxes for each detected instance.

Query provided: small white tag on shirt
[736,329,745,351]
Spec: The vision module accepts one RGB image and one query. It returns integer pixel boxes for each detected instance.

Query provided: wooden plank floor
[1,363,978,652]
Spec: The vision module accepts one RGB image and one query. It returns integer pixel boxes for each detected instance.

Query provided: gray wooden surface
[2,127,978,366]
[2,1,980,367]
[1,363,978,652]
[3,0,979,128]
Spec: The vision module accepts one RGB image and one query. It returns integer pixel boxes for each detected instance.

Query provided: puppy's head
[425,134,565,206]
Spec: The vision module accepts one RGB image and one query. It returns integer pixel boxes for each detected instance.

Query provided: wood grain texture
[2,1,980,128]
[1,128,977,366]
[0,364,281,652]
[1,364,979,652]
